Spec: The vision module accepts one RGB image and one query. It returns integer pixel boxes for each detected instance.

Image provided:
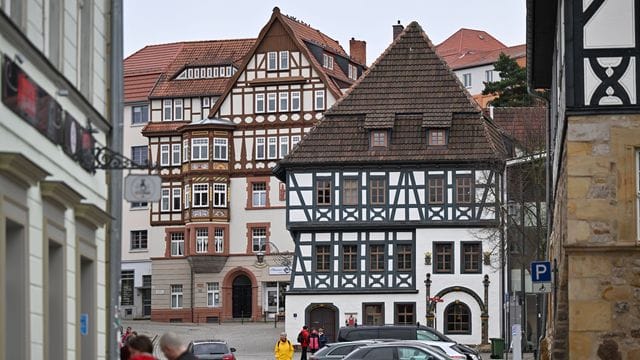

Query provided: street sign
[124,174,161,202]
[80,313,88,336]
[531,261,551,282]
[532,282,552,293]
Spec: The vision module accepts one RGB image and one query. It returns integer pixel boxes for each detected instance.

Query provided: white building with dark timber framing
[274,22,508,346]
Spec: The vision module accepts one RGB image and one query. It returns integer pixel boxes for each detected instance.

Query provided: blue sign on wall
[531,261,552,282]
[80,313,89,336]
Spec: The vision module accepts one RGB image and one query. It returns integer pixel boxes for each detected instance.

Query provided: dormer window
[323,54,334,69]
[371,130,388,148]
[348,64,358,80]
[428,129,447,146]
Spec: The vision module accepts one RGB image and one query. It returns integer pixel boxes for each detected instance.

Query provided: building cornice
[41,180,85,208]
[75,203,112,229]
[0,152,49,187]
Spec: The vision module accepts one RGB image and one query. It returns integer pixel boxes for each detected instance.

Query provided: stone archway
[305,303,339,342]
[222,267,259,320]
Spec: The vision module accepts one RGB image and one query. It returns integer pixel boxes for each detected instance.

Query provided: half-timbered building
[143,7,366,323]
[274,22,507,345]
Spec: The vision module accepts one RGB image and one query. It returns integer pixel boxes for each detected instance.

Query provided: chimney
[349,38,367,65]
[393,20,404,40]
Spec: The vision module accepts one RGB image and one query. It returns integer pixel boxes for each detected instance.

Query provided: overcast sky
[124,0,526,64]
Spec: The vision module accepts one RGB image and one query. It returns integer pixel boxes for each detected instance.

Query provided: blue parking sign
[80,313,88,336]
[531,261,551,282]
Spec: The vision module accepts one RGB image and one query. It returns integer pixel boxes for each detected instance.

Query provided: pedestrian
[159,332,197,360]
[297,325,310,360]
[121,327,133,345]
[309,328,319,354]
[318,328,327,349]
[127,334,157,360]
[274,332,294,360]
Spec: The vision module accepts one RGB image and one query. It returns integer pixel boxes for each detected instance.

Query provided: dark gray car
[309,340,381,360]
[187,339,237,360]
[342,341,452,360]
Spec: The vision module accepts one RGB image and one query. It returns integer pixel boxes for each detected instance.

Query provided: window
[369,177,386,205]
[172,188,181,211]
[371,130,387,148]
[214,228,224,253]
[226,66,232,77]
[316,245,331,272]
[364,303,384,325]
[252,182,267,207]
[131,146,148,166]
[279,136,289,158]
[456,176,473,203]
[252,228,266,252]
[191,138,209,161]
[434,243,453,273]
[343,178,359,206]
[170,285,183,308]
[184,184,190,209]
[255,93,265,113]
[160,144,170,166]
[163,99,172,120]
[214,67,219,77]
[171,233,184,256]
[485,69,494,82]
[132,105,148,125]
[291,91,300,111]
[291,135,301,147]
[268,137,277,159]
[428,178,444,204]
[188,69,193,78]
[196,228,208,253]
[130,202,148,209]
[279,51,289,70]
[183,139,189,162]
[130,230,148,250]
[120,270,134,306]
[316,179,331,205]
[314,90,325,110]
[279,92,289,112]
[445,302,471,334]
[429,129,447,146]
[342,245,357,272]
[206,67,212,78]
[463,73,472,88]
[395,303,415,325]
[267,52,277,70]
[267,93,277,113]
[193,184,209,207]
[203,97,210,108]
[348,64,358,80]
[161,189,170,212]
[194,68,200,78]
[213,138,228,160]
[172,144,181,165]
[207,282,220,307]
[369,245,385,272]
[174,99,183,120]
[213,183,227,207]
[255,137,265,160]
[322,54,334,69]
[396,244,412,271]
[462,242,482,273]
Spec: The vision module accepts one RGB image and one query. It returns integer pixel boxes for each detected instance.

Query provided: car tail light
[222,354,235,360]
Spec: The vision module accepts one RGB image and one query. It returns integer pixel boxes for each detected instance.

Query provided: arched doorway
[232,275,252,318]
[307,304,338,342]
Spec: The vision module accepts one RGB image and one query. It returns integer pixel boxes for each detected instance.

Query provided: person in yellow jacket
[274,332,295,360]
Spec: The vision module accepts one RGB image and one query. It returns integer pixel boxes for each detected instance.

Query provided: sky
[124,0,526,64]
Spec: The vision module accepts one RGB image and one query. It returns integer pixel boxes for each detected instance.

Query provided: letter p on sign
[531,261,551,282]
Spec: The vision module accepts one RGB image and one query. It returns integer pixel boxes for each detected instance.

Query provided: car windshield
[416,329,450,342]
[193,343,228,355]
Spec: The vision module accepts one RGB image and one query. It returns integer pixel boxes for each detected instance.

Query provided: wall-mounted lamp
[424,252,432,265]
[256,251,265,264]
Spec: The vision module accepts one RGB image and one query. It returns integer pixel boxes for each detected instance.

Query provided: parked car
[342,341,452,360]
[336,325,480,360]
[397,340,468,359]
[309,340,381,360]
[187,339,237,360]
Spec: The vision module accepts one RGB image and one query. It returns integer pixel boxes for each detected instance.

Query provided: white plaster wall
[453,64,497,96]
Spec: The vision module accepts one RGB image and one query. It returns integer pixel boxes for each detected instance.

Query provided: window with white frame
[485,70,494,82]
[279,136,289,158]
[131,146,148,166]
[213,183,227,207]
[463,73,472,88]
[163,99,172,120]
[291,91,300,111]
[170,284,183,308]
[191,138,209,160]
[267,93,277,113]
[187,69,193,78]
[161,188,170,212]
[184,184,190,209]
[255,137,265,160]
[323,54,333,69]
[267,52,277,70]
[172,188,181,211]
[182,139,189,162]
[291,135,301,148]
[203,97,210,108]
[255,93,265,113]
[207,282,220,307]
[268,137,277,159]
[252,227,266,252]
[132,105,149,125]
[171,233,184,256]
[196,228,208,253]
[206,67,212,78]
[174,99,183,120]
[279,51,289,70]
[213,138,228,160]
[213,67,219,77]
[279,92,289,112]
[193,184,209,207]
[214,228,224,253]
[172,144,181,165]
[314,90,325,110]
[160,144,170,166]
[130,230,148,250]
[348,64,358,80]
[226,66,232,77]
[252,182,267,207]
[194,68,200,78]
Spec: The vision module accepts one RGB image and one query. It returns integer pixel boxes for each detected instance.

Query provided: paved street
[122,320,534,360]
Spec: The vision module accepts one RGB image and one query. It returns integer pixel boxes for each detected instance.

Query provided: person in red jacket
[297,325,310,360]
[308,328,320,354]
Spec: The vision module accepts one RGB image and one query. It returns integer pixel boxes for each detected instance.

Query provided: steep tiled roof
[124,43,183,102]
[491,106,546,152]
[441,44,526,71]
[141,121,190,136]
[278,22,507,167]
[280,15,348,57]
[149,39,255,99]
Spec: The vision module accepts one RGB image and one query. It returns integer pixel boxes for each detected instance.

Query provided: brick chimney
[349,38,367,65]
[393,20,404,40]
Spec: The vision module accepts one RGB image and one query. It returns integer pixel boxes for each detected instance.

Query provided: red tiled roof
[141,121,190,136]
[124,73,162,103]
[149,39,255,99]
[123,43,184,102]
[441,44,526,70]
[492,106,547,152]
[280,14,348,57]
